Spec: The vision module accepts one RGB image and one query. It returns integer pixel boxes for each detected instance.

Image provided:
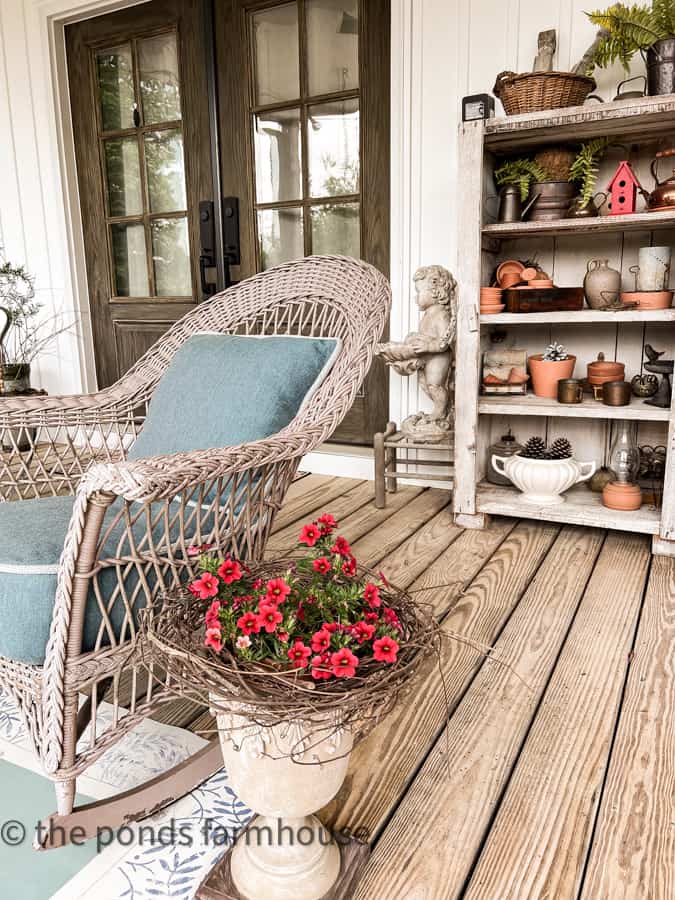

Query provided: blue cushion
[129,333,340,459]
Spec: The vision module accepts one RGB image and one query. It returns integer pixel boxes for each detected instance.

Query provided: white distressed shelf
[483,209,675,239]
[480,308,675,325]
[478,393,670,421]
[483,95,675,151]
[476,482,661,535]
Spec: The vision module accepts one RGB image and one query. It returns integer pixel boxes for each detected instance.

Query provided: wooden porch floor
[163,475,674,899]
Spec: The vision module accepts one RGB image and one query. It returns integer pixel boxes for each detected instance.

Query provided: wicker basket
[493,70,596,115]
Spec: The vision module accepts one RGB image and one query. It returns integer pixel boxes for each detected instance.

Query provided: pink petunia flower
[311,654,332,680]
[342,556,357,577]
[311,628,332,653]
[236,635,251,650]
[205,600,221,627]
[190,573,219,600]
[317,513,338,535]
[364,583,381,608]
[204,626,222,653]
[330,536,352,558]
[287,640,312,669]
[383,607,403,632]
[257,603,283,634]
[266,578,292,604]
[330,647,359,678]
[352,620,376,644]
[237,611,261,636]
[299,523,322,547]
[312,557,332,575]
[217,558,243,584]
[373,636,399,664]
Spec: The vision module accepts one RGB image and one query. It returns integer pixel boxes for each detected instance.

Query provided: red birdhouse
[606,161,641,215]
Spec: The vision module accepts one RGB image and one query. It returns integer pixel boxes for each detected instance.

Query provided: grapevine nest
[141,560,441,748]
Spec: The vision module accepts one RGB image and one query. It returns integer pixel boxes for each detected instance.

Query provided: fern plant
[494,159,548,202]
[569,138,612,206]
[586,2,675,71]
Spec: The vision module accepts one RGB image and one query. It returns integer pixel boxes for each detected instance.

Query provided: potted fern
[494,159,548,221]
[581,2,675,95]
[567,138,612,216]
[528,342,577,398]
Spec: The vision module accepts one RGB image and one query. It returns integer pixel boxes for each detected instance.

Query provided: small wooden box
[504,287,584,313]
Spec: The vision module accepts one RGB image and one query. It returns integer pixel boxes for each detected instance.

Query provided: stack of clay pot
[587,354,625,389]
[480,286,504,314]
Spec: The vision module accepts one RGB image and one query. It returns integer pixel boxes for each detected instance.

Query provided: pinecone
[520,436,547,459]
[548,437,573,459]
[542,342,569,362]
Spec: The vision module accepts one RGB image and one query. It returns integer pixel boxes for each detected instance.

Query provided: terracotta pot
[492,454,596,505]
[587,357,625,385]
[620,290,673,309]
[480,304,505,314]
[501,272,522,288]
[528,354,576,398]
[602,481,642,511]
[213,700,352,900]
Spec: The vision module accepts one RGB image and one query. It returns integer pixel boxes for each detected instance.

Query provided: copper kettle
[647,148,675,210]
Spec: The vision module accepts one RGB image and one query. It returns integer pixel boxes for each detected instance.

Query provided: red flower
[204,626,222,653]
[188,542,214,557]
[287,640,312,669]
[257,603,283,633]
[364,583,381,608]
[312,557,332,575]
[278,631,290,643]
[322,622,339,633]
[330,536,352,558]
[237,611,261,635]
[205,600,221,627]
[330,647,359,678]
[296,601,305,622]
[342,556,357,577]
[364,611,379,623]
[352,620,376,644]
[383,607,403,632]
[266,578,292,603]
[318,513,338,535]
[311,628,332,653]
[189,572,219,600]
[373,636,399,664]
[217,558,242,584]
[252,578,263,591]
[232,595,252,611]
[311,654,332,680]
[299,523,322,547]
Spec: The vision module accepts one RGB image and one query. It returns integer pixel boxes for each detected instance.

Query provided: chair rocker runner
[0,256,391,848]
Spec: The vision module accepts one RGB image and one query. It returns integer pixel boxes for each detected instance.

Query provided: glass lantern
[608,421,640,484]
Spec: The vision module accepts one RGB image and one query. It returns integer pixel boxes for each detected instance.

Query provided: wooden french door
[68,0,389,443]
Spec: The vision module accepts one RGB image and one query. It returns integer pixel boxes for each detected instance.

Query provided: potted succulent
[145,514,437,900]
[528,342,577,398]
[582,2,675,95]
[492,436,596,505]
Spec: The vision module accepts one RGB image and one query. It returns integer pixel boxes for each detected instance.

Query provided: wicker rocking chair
[0,255,390,848]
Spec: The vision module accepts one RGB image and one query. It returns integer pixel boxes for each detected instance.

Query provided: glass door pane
[306,0,359,95]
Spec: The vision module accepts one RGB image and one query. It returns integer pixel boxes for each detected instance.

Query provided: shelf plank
[478,393,670,421]
[483,209,675,239]
[477,482,661,534]
[484,95,675,151]
[481,308,675,324]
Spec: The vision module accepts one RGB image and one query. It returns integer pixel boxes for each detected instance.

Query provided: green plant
[494,158,548,202]
[569,138,612,206]
[586,2,675,71]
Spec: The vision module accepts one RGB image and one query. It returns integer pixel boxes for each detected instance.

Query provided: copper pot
[647,148,675,210]
[602,380,632,406]
[587,354,625,385]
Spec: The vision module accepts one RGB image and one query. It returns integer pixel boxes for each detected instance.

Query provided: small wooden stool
[373,421,454,508]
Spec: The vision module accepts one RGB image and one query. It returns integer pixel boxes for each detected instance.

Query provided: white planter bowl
[492,454,596,505]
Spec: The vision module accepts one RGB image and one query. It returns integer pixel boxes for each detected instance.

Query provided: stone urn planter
[492,454,596,505]
[213,704,353,900]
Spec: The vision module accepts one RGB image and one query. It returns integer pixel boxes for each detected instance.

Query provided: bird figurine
[644,344,665,363]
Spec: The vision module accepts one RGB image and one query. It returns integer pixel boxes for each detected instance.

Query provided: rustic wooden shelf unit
[454,96,675,555]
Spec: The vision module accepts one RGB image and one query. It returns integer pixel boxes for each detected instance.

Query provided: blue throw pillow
[129,333,340,459]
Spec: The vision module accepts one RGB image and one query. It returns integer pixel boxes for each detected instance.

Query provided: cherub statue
[376,265,457,442]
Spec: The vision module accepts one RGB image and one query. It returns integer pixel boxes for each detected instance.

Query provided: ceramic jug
[584,259,621,310]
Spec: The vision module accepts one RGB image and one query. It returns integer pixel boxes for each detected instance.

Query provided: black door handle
[199,253,216,297]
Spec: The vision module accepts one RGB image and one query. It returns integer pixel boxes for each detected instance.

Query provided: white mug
[637,246,671,291]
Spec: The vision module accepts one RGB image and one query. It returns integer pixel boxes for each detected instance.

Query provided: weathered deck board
[353,525,607,899]
[375,506,463,588]
[270,475,362,532]
[462,532,652,900]
[322,519,556,841]
[580,554,675,900]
